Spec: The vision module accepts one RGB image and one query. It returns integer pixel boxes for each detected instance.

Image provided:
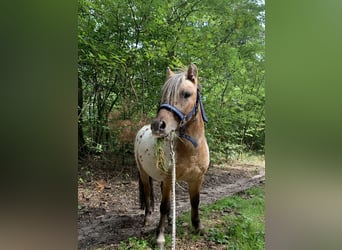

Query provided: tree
[78,0,265,161]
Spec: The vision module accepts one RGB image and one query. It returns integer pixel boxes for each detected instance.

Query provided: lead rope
[170,131,176,250]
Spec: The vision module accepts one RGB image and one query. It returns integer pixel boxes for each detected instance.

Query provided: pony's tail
[149,176,154,211]
[138,173,145,210]
[138,174,154,211]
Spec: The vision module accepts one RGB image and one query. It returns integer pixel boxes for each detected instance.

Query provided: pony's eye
[183,91,191,99]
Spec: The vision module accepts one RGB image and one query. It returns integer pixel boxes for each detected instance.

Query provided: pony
[134,63,209,248]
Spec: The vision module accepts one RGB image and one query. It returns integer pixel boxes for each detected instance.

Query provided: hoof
[156,234,165,249]
[144,215,152,226]
[193,223,206,236]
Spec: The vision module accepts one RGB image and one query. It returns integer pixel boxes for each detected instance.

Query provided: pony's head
[151,63,199,137]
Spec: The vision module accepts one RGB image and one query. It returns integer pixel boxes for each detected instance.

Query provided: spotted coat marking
[134,125,171,181]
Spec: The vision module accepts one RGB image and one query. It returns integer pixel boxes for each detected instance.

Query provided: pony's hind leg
[156,180,171,249]
[189,178,205,235]
[138,169,154,226]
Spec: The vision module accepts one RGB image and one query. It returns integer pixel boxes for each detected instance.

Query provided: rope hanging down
[169,132,176,250]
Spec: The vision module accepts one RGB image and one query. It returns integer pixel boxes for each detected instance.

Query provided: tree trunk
[78,76,87,156]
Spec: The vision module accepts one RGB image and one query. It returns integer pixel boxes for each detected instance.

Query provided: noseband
[158,88,208,147]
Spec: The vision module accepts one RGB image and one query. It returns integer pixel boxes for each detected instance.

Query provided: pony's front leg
[156,180,171,249]
[189,178,205,234]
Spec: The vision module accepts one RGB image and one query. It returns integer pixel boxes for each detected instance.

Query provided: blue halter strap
[158,88,208,147]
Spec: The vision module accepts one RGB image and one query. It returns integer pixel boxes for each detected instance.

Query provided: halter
[158,88,208,147]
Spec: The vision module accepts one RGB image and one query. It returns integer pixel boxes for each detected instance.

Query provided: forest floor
[78,153,265,249]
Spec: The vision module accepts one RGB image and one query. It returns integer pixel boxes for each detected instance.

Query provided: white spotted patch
[134,125,171,181]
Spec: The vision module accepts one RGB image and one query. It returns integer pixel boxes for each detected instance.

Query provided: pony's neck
[182,107,205,145]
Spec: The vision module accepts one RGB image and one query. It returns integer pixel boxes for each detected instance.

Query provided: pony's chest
[135,125,172,181]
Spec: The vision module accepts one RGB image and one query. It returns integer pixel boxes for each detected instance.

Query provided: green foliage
[118,186,264,249]
[207,214,265,249]
[78,0,265,161]
[207,186,265,249]
[117,237,150,250]
[179,185,265,249]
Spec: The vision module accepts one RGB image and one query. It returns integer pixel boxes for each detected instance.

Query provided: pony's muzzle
[151,119,166,136]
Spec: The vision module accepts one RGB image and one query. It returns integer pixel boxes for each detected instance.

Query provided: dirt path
[78,157,265,249]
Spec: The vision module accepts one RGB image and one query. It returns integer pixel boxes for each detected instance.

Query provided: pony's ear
[166,67,174,77]
[186,63,198,83]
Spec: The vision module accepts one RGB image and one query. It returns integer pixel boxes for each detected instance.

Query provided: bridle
[158,87,208,147]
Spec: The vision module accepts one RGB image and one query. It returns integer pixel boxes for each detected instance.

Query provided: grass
[117,237,149,250]
[178,185,265,249]
[116,185,264,250]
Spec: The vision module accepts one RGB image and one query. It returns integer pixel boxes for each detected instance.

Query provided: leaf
[98,54,107,60]
[95,180,107,192]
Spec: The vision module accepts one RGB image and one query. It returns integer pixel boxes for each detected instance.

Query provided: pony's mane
[161,70,186,105]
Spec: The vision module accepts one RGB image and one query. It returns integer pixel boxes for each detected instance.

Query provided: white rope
[170,132,176,250]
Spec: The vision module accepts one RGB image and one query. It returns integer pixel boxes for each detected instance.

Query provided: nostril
[151,119,166,134]
[159,120,166,131]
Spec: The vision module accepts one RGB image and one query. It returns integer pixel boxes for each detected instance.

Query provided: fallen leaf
[95,180,106,192]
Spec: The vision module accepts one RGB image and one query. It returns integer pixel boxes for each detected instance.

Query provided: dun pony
[134,63,209,249]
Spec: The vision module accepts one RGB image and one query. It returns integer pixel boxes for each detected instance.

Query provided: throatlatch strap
[198,92,208,123]
[180,134,198,147]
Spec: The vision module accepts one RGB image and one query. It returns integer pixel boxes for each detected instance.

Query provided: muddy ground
[78,154,265,249]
